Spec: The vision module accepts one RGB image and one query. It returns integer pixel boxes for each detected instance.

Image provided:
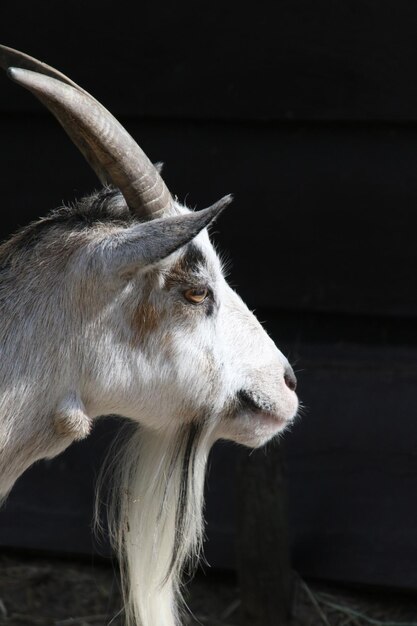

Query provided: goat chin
[220,408,298,449]
[96,420,217,626]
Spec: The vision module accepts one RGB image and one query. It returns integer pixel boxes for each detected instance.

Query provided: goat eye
[183,287,209,304]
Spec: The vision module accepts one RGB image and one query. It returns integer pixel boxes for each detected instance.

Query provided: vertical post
[236,441,292,626]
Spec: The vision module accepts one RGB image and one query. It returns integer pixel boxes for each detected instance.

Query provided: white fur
[0,193,298,625]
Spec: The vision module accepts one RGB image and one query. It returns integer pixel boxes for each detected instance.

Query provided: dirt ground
[0,553,417,626]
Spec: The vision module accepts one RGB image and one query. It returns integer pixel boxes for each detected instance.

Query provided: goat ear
[102,195,232,274]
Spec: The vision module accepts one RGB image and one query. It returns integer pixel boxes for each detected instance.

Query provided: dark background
[1,0,417,591]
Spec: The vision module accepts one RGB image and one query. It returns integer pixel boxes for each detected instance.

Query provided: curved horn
[1,45,172,219]
[0,44,96,96]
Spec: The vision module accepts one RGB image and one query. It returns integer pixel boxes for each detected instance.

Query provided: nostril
[284,366,297,392]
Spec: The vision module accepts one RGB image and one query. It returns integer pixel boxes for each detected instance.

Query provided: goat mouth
[251,409,287,427]
[234,407,289,432]
[220,404,291,448]
[230,389,290,428]
[218,388,297,447]
[235,389,275,415]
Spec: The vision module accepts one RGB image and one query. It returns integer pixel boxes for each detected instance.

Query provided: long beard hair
[96,418,217,626]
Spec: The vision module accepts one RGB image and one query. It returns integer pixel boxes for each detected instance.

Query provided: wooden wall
[1,1,417,590]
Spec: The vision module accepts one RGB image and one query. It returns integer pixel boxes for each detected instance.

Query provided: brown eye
[184,287,209,304]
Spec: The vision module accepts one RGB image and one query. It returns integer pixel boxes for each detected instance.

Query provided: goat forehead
[165,235,220,285]
[173,242,207,274]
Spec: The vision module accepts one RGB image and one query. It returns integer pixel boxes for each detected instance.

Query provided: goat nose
[284,365,297,392]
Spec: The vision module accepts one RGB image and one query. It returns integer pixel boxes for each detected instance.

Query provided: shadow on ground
[0,554,417,625]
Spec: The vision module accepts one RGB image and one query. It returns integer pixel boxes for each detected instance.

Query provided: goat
[0,45,299,626]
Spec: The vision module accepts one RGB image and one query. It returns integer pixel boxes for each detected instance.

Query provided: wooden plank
[271,314,417,590]
[2,1,417,120]
[1,116,417,318]
[0,418,119,556]
[236,444,292,625]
